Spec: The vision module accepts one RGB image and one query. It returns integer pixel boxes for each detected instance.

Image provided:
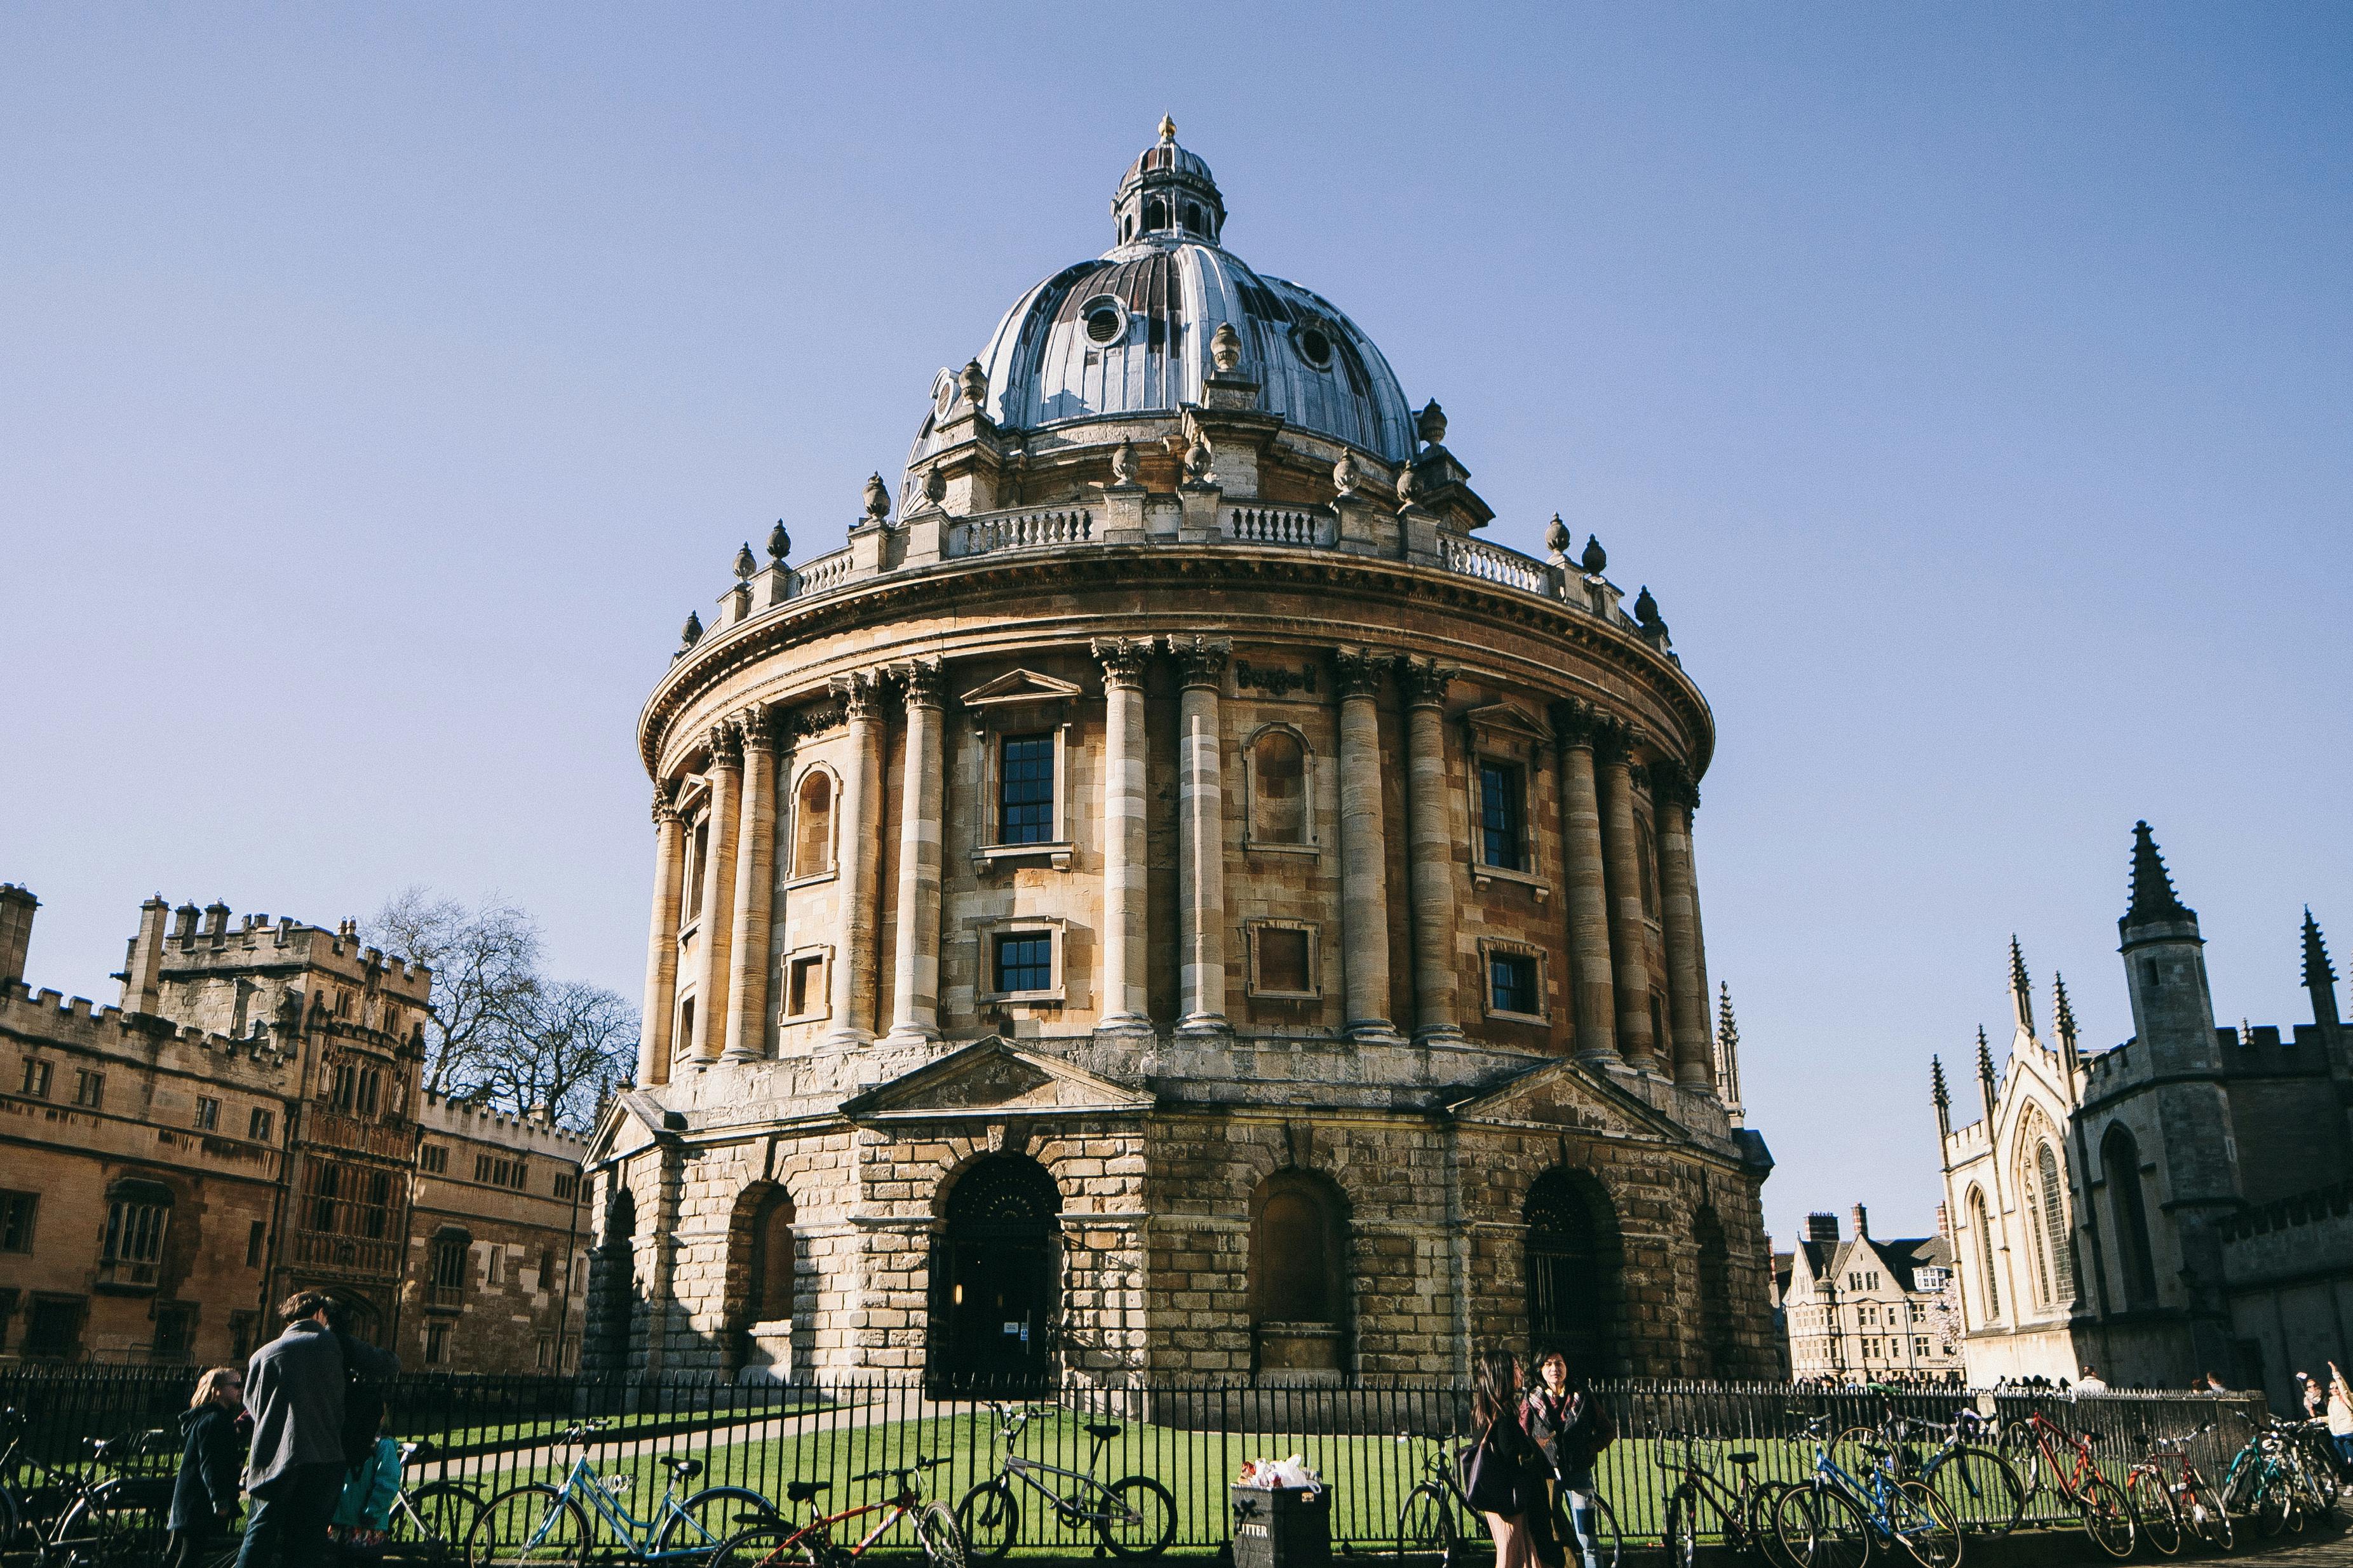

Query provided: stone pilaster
[885,663,947,1044]
[1171,635,1231,1036]
[1334,648,1400,1042]
[827,673,884,1045]
[1400,658,1463,1043]
[637,782,684,1087]
[1093,638,1154,1036]
[722,707,778,1061]
[1650,761,1713,1089]
[1597,730,1659,1072]
[687,720,743,1064]
[1551,703,1618,1064]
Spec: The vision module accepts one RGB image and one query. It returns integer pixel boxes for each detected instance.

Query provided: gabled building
[1777,1206,1961,1383]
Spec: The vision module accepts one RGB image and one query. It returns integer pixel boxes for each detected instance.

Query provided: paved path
[2235,1520,2353,1564]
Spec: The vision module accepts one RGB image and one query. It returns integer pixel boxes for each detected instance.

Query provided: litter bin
[1231,1485,1331,1568]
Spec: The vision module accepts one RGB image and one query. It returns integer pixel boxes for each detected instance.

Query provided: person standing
[1464,1347,1542,1568]
[239,1291,400,1568]
[1521,1350,1605,1568]
[166,1366,245,1567]
[2326,1363,2353,1475]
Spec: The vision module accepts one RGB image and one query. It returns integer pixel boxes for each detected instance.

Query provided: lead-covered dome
[908,121,1416,469]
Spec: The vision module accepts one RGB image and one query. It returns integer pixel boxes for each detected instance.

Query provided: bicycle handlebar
[850,1457,948,1483]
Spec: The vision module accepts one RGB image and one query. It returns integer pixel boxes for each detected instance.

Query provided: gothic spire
[1714,982,1745,1126]
[2008,935,2036,1039]
[2053,970,2082,1089]
[2305,908,2340,1029]
[1975,1025,1999,1119]
[2123,819,2194,927]
[1931,1054,1951,1137]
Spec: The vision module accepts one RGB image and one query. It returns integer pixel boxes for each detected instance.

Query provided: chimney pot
[1805,1212,1839,1243]
[1852,1203,1870,1239]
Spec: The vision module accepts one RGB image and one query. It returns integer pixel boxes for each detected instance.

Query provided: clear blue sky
[4,5,2348,1249]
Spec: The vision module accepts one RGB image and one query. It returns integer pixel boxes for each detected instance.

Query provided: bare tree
[475,979,638,1131]
[364,888,543,1097]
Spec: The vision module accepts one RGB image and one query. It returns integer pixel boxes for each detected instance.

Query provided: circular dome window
[1294,325,1333,368]
[1081,295,1128,345]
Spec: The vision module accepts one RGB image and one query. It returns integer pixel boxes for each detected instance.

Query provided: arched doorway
[1692,1205,1734,1377]
[726,1183,797,1375]
[1249,1170,1350,1377]
[1524,1167,1622,1377]
[594,1187,639,1373]
[929,1155,1060,1393]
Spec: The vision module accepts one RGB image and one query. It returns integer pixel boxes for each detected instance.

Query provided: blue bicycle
[1772,1417,1962,1568]
[464,1417,777,1565]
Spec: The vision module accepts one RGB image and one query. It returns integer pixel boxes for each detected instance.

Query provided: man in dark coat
[166,1365,245,1567]
[238,1290,400,1568]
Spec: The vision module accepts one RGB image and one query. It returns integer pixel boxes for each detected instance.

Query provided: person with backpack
[330,1407,403,1565]
[1521,1349,1609,1568]
[239,1290,400,1568]
[166,1365,246,1567]
[1461,1346,1546,1568]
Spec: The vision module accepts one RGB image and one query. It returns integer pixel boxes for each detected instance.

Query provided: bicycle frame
[1797,1426,1920,1539]
[786,1477,930,1562]
[1661,1437,1756,1536]
[2020,1413,2103,1504]
[539,1452,705,1561]
[983,1406,1125,1523]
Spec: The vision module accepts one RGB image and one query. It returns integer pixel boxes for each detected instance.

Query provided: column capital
[897,658,947,710]
[1646,758,1700,812]
[706,717,746,768]
[831,669,886,721]
[651,780,680,826]
[1549,699,1603,747]
[1091,636,1152,690]
[1593,720,1642,770]
[1396,656,1458,709]
[1331,646,1388,700]
[1166,634,1230,688]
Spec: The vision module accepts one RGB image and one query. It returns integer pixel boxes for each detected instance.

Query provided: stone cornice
[640,545,1714,782]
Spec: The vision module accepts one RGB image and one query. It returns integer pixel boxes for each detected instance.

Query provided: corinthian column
[1551,703,1617,1064]
[1596,730,1658,1072]
[826,673,884,1046]
[885,662,946,1044]
[1335,649,1399,1042]
[1170,636,1230,1036]
[637,782,684,1087]
[1093,638,1153,1036]
[687,720,743,1063]
[1651,761,1713,1089]
[722,707,778,1062]
[1400,658,1463,1043]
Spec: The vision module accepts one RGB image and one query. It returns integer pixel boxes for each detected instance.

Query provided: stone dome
[907,121,1417,471]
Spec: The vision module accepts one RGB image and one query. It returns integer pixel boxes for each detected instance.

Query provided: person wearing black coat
[168,1366,247,1567]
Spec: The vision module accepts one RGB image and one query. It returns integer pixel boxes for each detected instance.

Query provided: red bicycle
[709,1459,966,1568]
[2009,1411,2135,1558]
[2122,1424,2232,1555]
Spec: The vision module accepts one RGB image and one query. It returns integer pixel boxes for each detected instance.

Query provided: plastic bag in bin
[1236,1453,1323,1491]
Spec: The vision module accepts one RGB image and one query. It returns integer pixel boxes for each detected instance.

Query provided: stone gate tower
[588,123,1776,1387]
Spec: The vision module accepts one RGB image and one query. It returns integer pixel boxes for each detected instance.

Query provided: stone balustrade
[950,506,1096,556]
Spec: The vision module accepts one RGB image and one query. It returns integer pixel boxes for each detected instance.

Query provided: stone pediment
[587,1089,685,1163]
[1462,700,1553,763]
[959,669,1086,711]
[840,1036,1151,1122]
[1446,1059,1680,1141]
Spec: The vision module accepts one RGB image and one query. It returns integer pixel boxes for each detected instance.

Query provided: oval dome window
[1295,326,1333,368]
[1086,307,1124,344]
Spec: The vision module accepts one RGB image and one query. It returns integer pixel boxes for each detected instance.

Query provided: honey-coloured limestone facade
[588,124,1776,1388]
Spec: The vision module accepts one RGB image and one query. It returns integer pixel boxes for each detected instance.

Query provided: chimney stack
[120,897,169,1014]
[1805,1212,1839,1243]
[0,883,37,987]
[1852,1203,1870,1240]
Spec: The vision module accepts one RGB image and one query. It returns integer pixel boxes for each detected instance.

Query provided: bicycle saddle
[661,1457,705,1483]
[1086,1422,1123,1441]
[1729,1452,1759,1466]
[787,1480,832,1503]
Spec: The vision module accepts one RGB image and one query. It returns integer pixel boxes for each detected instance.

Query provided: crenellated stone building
[588,124,1776,1390]
[1936,824,2353,1407]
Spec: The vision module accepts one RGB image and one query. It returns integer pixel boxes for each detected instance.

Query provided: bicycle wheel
[1878,1483,1957,1568]
[392,1480,482,1561]
[71,1478,165,1565]
[1920,1445,2023,1539]
[2074,1471,2135,1560]
[955,1478,1020,1561]
[659,1486,781,1557]
[2296,1445,2340,1524]
[2179,1475,2233,1553]
[466,1483,591,1567]
[2124,1469,2180,1555]
[40,1494,128,1568]
[1750,1481,1801,1568]
[1096,1476,1176,1560]
[1774,1485,1870,1568]
[1397,1480,1459,1567]
[707,1521,799,1567]
[1568,1489,1621,1568]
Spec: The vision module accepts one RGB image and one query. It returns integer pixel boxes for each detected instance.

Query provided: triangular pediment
[841,1036,1152,1121]
[587,1089,684,1163]
[959,669,1086,710]
[1446,1057,1682,1141]
[1462,700,1553,759]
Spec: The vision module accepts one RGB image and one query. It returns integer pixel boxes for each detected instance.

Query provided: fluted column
[1093,638,1153,1035]
[886,662,946,1044]
[637,782,684,1087]
[1335,649,1399,1042]
[687,720,743,1064]
[1171,636,1230,1036]
[1652,761,1713,1089]
[1596,731,1658,1072]
[722,707,778,1062]
[1551,703,1618,1064]
[826,673,884,1046]
[1401,658,1463,1043]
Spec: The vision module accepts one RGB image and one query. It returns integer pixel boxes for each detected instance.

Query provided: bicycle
[1392,1432,1620,1568]
[2122,1424,2232,1555]
[2219,1412,2316,1539]
[2006,1409,2134,1558]
[706,1458,966,1568]
[1771,1417,1961,1568]
[1655,1428,1793,1568]
[1852,1409,2023,1540]
[0,1414,173,1568]
[952,1402,1175,1559]
[464,1417,778,1565]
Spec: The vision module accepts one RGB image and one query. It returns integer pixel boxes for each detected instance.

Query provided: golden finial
[1158,113,1177,144]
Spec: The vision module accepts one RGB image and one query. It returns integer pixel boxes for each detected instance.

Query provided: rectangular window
[229,1311,257,1362]
[997,734,1055,845]
[246,1220,266,1268]
[248,1106,274,1142]
[424,1322,449,1365]
[1490,953,1538,1017]
[487,1246,504,1287]
[539,1247,556,1284]
[0,1191,36,1253]
[432,1237,468,1290]
[420,1144,447,1174]
[786,953,824,1017]
[194,1097,220,1132]
[25,1298,82,1360]
[72,1070,104,1109]
[1255,927,1313,996]
[993,933,1053,995]
[551,1172,579,1201]
[153,1304,194,1362]
[1478,762,1527,870]
[102,1199,168,1277]
[685,819,710,922]
[20,1059,50,1098]
[537,1334,554,1370]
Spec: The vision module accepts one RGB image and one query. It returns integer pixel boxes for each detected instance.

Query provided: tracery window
[2037,1142,2075,1300]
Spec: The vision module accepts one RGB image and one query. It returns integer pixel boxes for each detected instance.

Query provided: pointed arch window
[1968,1187,2000,1322]
[2036,1141,2075,1303]
[2103,1124,2158,1308]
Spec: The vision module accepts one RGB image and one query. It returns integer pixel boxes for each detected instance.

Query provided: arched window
[743,1186,795,1322]
[2017,1132,2055,1310]
[1184,203,1203,233]
[1525,1168,1622,1376]
[1968,1187,2000,1321]
[791,770,835,880]
[2103,1124,2158,1308]
[2037,1142,2075,1301]
[1249,728,1307,845]
[1693,1205,1735,1377]
[594,1188,638,1372]
[1143,197,1167,231]
[930,1155,1060,1394]
[1250,1170,1349,1376]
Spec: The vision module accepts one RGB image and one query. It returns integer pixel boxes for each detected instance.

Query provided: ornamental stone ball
[734,543,757,582]
[1417,398,1447,447]
[1581,533,1608,575]
[1635,585,1662,627]
[959,358,988,410]
[1544,514,1570,556]
[862,472,891,523]
[767,521,791,562]
[1211,322,1243,374]
[679,610,702,648]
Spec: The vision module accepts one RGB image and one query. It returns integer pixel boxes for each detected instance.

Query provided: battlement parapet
[2223,1177,2353,1243]
[0,978,299,1073]
[159,906,432,994]
[419,1089,590,1154]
